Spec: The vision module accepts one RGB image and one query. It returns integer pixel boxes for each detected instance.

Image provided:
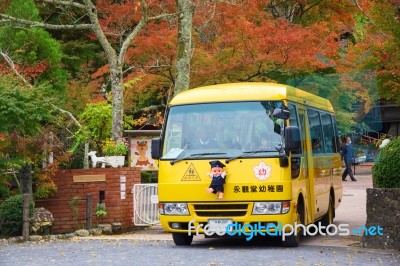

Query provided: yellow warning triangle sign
[181,163,201,181]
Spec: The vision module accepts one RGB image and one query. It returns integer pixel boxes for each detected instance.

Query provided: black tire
[172,232,193,246]
[282,231,300,247]
[282,201,304,247]
[320,195,334,234]
[321,195,334,226]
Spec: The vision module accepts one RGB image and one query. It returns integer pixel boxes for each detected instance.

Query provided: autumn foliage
[0,0,399,180]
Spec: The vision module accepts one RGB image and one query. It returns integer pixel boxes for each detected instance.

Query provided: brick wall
[35,167,141,233]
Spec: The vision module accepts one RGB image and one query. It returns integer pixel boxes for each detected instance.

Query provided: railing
[353,129,393,146]
[132,184,159,226]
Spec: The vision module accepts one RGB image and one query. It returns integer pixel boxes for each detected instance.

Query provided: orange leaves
[95,0,176,42]
[191,4,339,84]
[96,0,142,41]
[132,110,164,128]
[91,64,110,80]
[126,21,177,65]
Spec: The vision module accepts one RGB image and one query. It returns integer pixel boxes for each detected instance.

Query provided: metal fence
[132,184,159,226]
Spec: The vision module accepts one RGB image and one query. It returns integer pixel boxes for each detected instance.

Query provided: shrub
[103,138,129,156]
[372,137,400,188]
[0,183,9,199]
[95,203,107,224]
[141,171,158,183]
[95,203,107,217]
[0,195,34,236]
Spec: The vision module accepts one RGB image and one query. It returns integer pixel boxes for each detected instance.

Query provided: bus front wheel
[172,232,193,245]
[282,201,304,247]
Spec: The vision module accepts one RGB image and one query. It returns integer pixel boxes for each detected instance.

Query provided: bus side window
[288,103,302,179]
[332,117,341,153]
[307,109,324,154]
[288,104,302,155]
[321,112,334,154]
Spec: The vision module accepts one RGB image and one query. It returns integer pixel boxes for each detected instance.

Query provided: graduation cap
[209,160,225,168]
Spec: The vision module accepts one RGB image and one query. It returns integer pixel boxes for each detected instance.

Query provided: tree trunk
[110,64,124,140]
[84,141,89,169]
[19,164,32,197]
[175,0,194,95]
[22,193,30,241]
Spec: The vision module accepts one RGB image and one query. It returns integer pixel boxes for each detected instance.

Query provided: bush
[0,195,34,236]
[141,171,158,183]
[0,183,9,199]
[372,137,400,188]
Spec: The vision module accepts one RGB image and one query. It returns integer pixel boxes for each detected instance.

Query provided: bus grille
[193,204,248,217]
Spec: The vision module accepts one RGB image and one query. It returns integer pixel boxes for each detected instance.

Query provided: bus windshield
[162,101,285,160]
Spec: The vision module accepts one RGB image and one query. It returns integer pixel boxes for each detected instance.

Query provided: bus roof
[170,82,334,112]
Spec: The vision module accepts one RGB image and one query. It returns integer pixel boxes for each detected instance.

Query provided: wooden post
[20,164,32,241]
[86,194,92,230]
[22,193,30,241]
[84,142,89,169]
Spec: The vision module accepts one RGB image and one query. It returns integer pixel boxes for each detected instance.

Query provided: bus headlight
[253,202,289,214]
[160,203,189,215]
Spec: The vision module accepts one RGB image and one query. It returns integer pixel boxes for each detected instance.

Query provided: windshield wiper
[225,150,277,164]
[170,153,227,165]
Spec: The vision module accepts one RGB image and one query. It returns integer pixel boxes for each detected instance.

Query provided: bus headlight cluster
[252,201,290,214]
[159,203,189,215]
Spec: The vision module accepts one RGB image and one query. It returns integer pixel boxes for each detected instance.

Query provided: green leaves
[71,101,112,153]
[95,203,107,218]
[0,0,67,93]
[0,78,54,136]
[372,138,400,188]
[0,194,35,236]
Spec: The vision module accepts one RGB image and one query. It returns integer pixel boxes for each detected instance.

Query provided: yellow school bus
[151,82,343,247]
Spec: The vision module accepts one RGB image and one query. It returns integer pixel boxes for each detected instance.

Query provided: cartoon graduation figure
[206,160,227,199]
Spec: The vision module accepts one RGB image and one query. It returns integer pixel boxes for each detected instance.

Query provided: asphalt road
[0,238,399,266]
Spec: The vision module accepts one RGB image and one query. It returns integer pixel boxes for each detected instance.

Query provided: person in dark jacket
[187,128,218,149]
[342,137,357,181]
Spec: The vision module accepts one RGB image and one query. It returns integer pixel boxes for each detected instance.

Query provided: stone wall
[35,167,141,233]
[361,188,400,250]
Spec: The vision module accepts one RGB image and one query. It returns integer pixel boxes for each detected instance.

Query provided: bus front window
[162,101,284,160]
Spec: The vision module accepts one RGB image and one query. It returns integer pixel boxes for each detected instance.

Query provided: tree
[0,0,68,93]
[71,101,112,154]
[0,76,53,136]
[0,73,62,199]
[175,0,194,94]
[117,0,374,133]
[0,0,173,140]
[365,0,400,104]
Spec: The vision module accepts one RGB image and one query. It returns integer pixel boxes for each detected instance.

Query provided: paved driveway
[0,238,399,266]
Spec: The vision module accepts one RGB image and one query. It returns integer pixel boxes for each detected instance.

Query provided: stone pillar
[361,188,400,250]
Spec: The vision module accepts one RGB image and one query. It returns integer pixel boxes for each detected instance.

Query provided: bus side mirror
[151,138,161,159]
[273,107,290,120]
[285,126,300,151]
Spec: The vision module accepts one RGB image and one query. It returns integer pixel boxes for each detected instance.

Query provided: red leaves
[20,60,48,78]
[0,60,48,80]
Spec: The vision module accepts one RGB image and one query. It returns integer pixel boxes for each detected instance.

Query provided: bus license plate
[207,219,233,233]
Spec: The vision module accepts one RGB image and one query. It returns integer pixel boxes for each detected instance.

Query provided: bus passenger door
[298,108,313,225]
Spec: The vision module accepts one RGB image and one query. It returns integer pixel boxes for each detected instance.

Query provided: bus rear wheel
[172,232,193,245]
[282,201,304,247]
[320,195,334,234]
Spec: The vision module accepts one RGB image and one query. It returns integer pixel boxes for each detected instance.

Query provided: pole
[86,194,92,230]
[22,193,30,241]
